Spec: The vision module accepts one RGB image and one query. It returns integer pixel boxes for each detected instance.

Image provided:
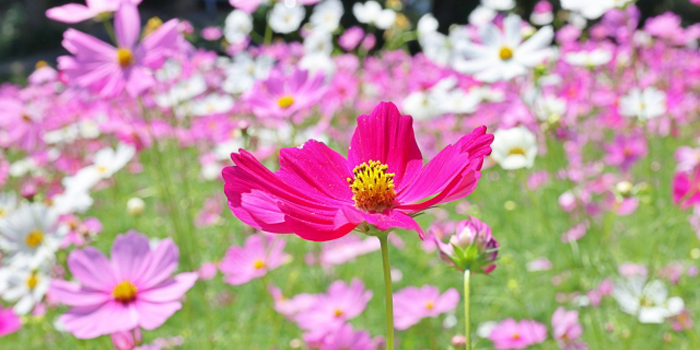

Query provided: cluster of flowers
[0,0,699,348]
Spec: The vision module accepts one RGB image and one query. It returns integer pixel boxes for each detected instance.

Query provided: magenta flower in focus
[552,307,587,350]
[393,285,459,330]
[0,305,21,337]
[246,67,326,119]
[222,102,493,241]
[58,1,180,98]
[432,215,498,274]
[50,231,198,339]
[219,233,289,285]
[489,319,547,350]
[46,0,142,23]
[320,324,374,350]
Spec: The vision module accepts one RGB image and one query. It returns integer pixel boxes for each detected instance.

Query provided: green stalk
[378,234,395,350]
[263,23,273,45]
[464,269,471,350]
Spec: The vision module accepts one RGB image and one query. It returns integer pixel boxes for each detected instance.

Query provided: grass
[3,128,700,350]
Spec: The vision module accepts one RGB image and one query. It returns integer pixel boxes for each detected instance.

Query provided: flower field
[1,0,700,349]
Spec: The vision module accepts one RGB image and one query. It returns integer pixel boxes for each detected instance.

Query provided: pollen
[0,208,6,217]
[97,165,108,174]
[499,46,514,61]
[507,147,527,156]
[253,259,266,270]
[25,230,44,248]
[334,308,344,318]
[347,161,397,212]
[113,281,138,302]
[26,273,39,290]
[277,95,295,109]
[425,301,434,309]
[511,332,521,340]
[116,47,134,67]
[35,61,49,70]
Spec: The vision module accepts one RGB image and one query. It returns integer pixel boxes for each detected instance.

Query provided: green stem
[102,20,117,46]
[379,234,395,350]
[428,318,438,350]
[464,269,471,350]
[263,23,273,46]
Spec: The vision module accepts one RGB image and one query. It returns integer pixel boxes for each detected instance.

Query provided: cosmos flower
[619,87,667,120]
[604,133,647,172]
[320,324,375,350]
[0,266,51,315]
[46,0,142,24]
[453,14,554,82]
[672,165,700,209]
[490,126,538,170]
[50,231,198,339]
[0,304,21,337]
[393,285,460,330]
[489,319,548,349]
[58,1,180,97]
[222,102,493,241]
[269,2,306,34]
[0,203,61,269]
[296,279,372,333]
[219,233,289,285]
[552,307,587,350]
[612,278,685,324]
[246,67,326,120]
[353,1,396,29]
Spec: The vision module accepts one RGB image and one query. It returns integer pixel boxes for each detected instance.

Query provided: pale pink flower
[296,279,372,333]
[552,307,587,350]
[46,0,142,24]
[320,324,374,350]
[219,234,289,285]
[489,319,547,349]
[393,285,459,330]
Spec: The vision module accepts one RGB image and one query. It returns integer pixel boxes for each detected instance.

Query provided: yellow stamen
[507,147,527,156]
[113,281,138,302]
[26,273,39,290]
[25,230,44,248]
[512,332,521,340]
[144,17,163,37]
[35,61,49,70]
[97,165,108,174]
[334,308,344,318]
[347,161,397,212]
[277,95,295,109]
[116,47,134,67]
[0,208,6,217]
[425,301,434,309]
[253,259,266,270]
[499,46,514,60]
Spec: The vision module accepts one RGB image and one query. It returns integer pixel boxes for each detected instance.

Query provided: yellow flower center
[499,46,514,60]
[116,47,134,67]
[425,301,434,309]
[0,208,6,217]
[347,161,397,212]
[35,61,48,70]
[253,259,266,270]
[507,147,527,156]
[277,95,295,109]
[334,308,344,318]
[512,332,521,340]
[96,165,108,174]
[640,297,654,307]
[25,230,44,248]
[144,17,163,36]
[26,273,39,290]
[113,281,138,302]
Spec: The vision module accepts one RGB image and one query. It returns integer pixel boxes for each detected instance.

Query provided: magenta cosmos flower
[0,305,21,337]
[46,0,142,24]
[58,1,180,98]
[672,165,700,209]
[246,67,326,120]
[222,102,493,241]
[489,319,547,350]
[229,0,320,14]
[393,285,459,330]
[296,279,373,332]
[432,215,498,274]
[321,324,375,350]
[219,233,289,285]
[50,231,198,339]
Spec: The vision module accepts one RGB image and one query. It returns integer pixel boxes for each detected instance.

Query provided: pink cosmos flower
[201,26,223,41]
[46,0,142,23]
[0,98,44,151]
[246,67,326,120]
[269,285,319,321]
[320,324,374,350]
[561,221,588,243]
[0,305,21,337]
[432,216,498,274]
[320,234,380,268]
[674,146,700,173]
[673,165,700,209]
[59,215,103,248]
[552,307,587,350]
[197,261,218,281]
[296,279,372,333]
[50,231,198,339]
[229,0,320,14]
[111,328,142,350]
[58,1,180,98]
[604,134,647,172]
[339,26,365,51]
[393,285,459,330]
[489,319,547,350]
[219,233,289,285]
[222,102,493,241]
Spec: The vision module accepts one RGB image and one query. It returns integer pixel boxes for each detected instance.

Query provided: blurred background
[1,0,699,81]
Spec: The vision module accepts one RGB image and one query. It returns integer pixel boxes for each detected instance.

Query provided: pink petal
[60,301,139,339]
[49,280,111,307]
[134,238,179,290]
[46,4,97,23]
[62,28,116,59]
[114,1,141,48]
[111,231,151,282]
[138,273,197,303]
[133,300,182,330]
[67,247,118,292]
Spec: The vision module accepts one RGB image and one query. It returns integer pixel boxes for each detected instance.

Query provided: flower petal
[67,247,118,292]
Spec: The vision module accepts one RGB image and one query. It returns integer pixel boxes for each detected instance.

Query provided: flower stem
[378,234,395,350]
[263,23,273,46]
[464,269,471,350]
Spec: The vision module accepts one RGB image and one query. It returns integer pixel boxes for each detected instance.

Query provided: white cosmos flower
[310,0,344,33]
[565,48,613,67]
[224,9,253,45]
[304,30,334,55]
[533,95,567,122]
[561,0,632,20]
[0,203,61,269]
[619,87,667,120]
[453,14,554,82]
[269,2,306,34]
[155,74,208,108]
[481,0,515,11]
[222,52,274,95]
[613,278,685,324]
[468,6,497,27]
[402,91,439,120]
[299,53,336,77]
[0,266,51,315]
[192,94,235,117]
[91,143,136,179]
[491,125,538,170]
[417,13,439,37]
[353,1,396,29]
[0,191,17,219]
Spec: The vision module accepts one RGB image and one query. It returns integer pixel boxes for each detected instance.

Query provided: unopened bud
[126,197,145,216]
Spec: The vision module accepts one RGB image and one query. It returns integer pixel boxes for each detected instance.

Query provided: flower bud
[126,197,145,216]
[615,181,634,198]
[433,216,498,274]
